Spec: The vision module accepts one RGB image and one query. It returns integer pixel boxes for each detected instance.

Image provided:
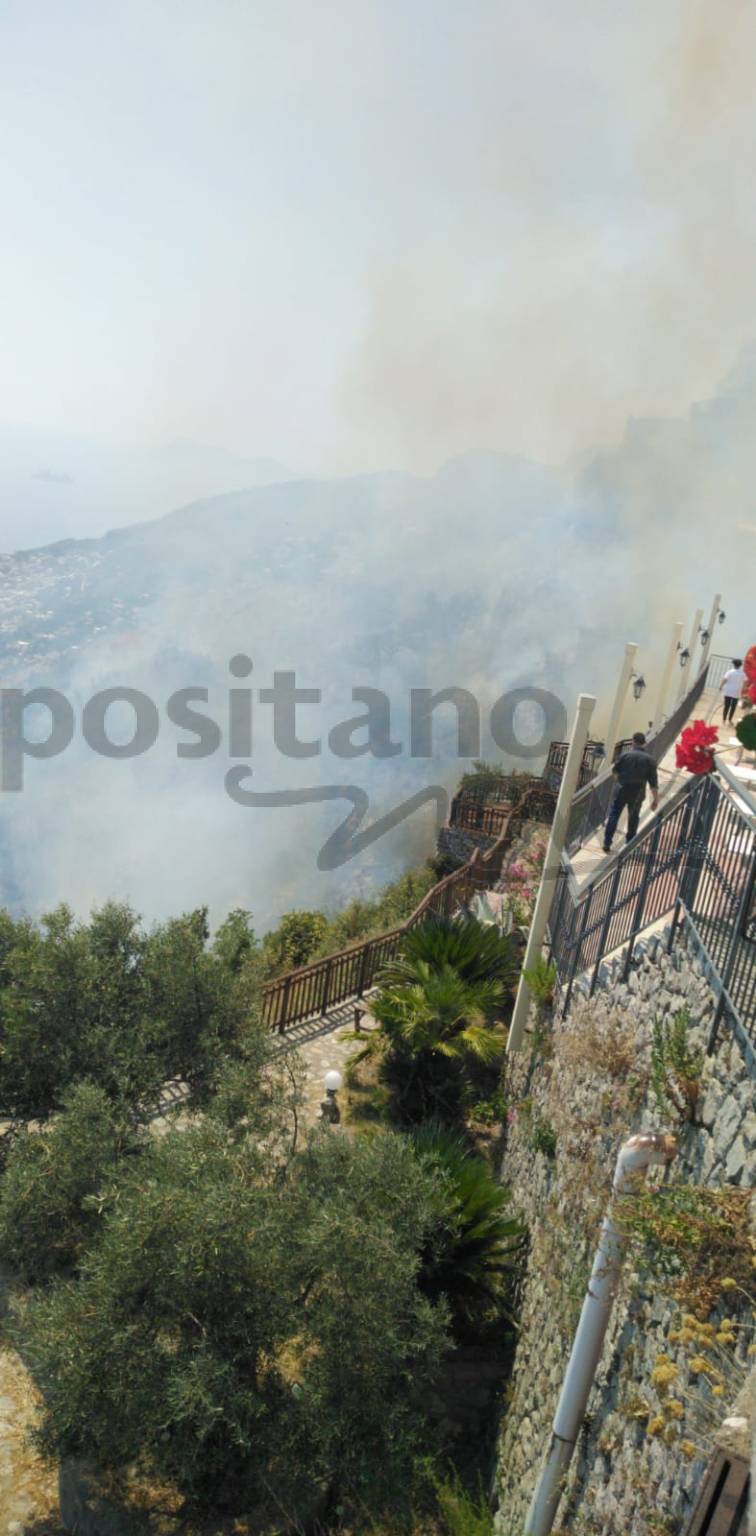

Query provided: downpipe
[525,1131,678,1536]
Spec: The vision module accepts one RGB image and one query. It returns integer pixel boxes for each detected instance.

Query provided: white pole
[699,593,721,675]
[603,642,637,767]
[653,620,684,729]
[507,693,595,1053]
[676,607,703,706]
[525,1132,678,1536]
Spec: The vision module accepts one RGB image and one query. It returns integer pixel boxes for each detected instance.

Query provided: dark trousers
[723,695,738,723]
[604,784,644,848]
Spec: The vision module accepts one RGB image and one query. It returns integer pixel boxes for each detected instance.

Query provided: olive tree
[15,1123,449,1522]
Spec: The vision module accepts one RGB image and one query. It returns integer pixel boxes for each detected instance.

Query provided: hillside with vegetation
[0,807,542,1534]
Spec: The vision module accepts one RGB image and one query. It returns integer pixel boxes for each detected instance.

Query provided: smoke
[1,1,754,930]
[1,387,750,934]
[342,2,756,478]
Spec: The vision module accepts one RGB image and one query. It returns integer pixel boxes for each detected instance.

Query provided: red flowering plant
[675,719,719,776]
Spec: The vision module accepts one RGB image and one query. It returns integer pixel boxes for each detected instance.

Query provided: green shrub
[467,1089,508,1126]
[14,1123,450,1520]
[529,1118,557,1160]
[261,909,329,975]
[523,956,557,1010]
[735,712,756,751]
[411,1125,524,1336]
[650,1009,704,1122]
[435,1470,495,1534]
[0,1083,144,1283]
[370,917,516,1124]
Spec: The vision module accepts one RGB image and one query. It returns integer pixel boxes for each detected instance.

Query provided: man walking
[720,658,745,725]
[603,732,659,853]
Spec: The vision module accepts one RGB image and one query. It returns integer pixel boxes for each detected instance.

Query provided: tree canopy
[14,1116,450,1521]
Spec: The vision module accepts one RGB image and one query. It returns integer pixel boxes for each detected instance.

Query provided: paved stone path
[272,995,380,1127]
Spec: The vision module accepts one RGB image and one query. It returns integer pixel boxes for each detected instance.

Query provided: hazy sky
[3,0,756,504]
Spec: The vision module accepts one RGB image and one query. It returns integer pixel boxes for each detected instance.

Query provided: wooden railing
[261,782,557,1032]
[448,797,512,838]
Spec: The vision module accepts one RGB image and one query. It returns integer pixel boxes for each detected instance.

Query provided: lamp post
[604,643,638,766]
[699,594,721,674]
[507,693,596,1053]
[653,621,684,730]
[320,1070,343,1124]
[676,608,703,705]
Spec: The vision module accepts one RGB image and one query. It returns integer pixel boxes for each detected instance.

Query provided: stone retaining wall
[494,928,754,1536]
[436,824,495,866]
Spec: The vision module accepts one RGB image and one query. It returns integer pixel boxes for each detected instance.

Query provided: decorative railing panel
[542,739,606,794]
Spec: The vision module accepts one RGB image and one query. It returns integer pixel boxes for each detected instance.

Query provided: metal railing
[262,783,557,1032]
[564,660,711,853]
[548,765,756,1064]
[542,739,606,794]
[706,652,736,693]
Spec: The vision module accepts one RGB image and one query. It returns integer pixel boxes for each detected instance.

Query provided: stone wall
[494,927,754,1536]
[436,824,495,866]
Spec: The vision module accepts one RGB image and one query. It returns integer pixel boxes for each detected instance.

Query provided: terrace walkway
[266,667,752,1105]
[569,678,756,890]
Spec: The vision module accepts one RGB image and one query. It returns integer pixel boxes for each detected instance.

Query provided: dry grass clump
[557,997,643,1085]
[0,1341,60,1529]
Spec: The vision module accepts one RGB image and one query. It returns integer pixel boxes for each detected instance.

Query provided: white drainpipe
[525,1131,678,1536]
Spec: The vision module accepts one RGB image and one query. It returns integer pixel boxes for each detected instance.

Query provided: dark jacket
[613,748,658,791]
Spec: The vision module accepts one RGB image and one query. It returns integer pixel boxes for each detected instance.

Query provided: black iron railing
[542,739,606,794]
[548,765,756,1064]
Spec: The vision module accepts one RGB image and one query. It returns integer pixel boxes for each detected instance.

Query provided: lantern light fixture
[320,1069,344,1124]
[631,673,647,701]
[678,646,690,669]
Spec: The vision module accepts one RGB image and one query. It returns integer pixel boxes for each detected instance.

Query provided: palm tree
[411,1123,525,1333]
[380,914,517,991]
[367,917,516,1122]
